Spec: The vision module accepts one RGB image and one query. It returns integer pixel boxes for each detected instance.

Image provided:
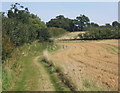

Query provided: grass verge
[2,42,57,91]
[40,56,77,92]
[40,58,70,91]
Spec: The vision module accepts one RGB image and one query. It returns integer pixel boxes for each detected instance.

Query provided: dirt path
[51,40,118,91]
[33,56,55,91]
[9,56,55,91]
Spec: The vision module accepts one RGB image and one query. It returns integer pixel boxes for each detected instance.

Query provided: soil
[51,40,118,91]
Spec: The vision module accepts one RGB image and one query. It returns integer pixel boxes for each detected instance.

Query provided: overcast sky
[2,2,118,25]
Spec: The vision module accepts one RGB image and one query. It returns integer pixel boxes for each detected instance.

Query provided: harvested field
[55,31,86,40]
[51,39,119,91]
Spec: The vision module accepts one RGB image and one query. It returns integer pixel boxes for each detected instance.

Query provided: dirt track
[33,56,54,91]
[51,40,118,91]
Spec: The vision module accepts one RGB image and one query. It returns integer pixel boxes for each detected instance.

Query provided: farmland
[2,2,119,92]
[50,39,118,91]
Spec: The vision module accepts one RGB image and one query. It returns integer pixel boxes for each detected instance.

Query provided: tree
[2,13,15,61]
[56,15,65,19]
[2,3,50,60]
[7,3,30,24]
[105,23,111,28]
[28,14,47,42]
[90,22,99,27]
[37,28,50,42]
[112,21,120,29]
[46,15,73,32]
[6,3,49,45]
[74,14,90,31]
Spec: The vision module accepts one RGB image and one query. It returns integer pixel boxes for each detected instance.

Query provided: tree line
[78,28,120,40]
[2,3,50,61]
[46,15,120,32]
[46,14,90,31]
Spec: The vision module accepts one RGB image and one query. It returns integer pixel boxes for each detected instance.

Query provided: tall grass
[41,50,77,91]
[2,42,53,91]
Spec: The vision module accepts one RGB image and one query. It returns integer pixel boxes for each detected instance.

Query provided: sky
[2,2,118,25]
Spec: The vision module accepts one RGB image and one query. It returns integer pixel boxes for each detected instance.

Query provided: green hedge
[48,27,67,38]
[78,28,120,40]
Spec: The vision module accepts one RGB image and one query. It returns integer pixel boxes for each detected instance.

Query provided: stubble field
[50,40,119,91]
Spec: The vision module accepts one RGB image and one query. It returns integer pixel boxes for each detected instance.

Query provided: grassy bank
[40,49,77,91]
[2,42,58,91]
[40,58,70,91]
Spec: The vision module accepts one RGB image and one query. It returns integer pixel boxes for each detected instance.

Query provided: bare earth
[51,40,118,91]
[55,31,86,40]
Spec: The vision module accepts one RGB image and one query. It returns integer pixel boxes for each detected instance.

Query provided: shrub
[78,28,120,40]
[37,28,50,42]
[48,27,67,38]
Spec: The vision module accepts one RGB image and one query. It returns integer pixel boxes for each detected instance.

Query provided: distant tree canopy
[73,14,90,31]
[89,22,99,28]
[47,14,90,31]
[47,15,120,32]
[46,15,74,32]
[112,21,120,29]
[105,23,112,28]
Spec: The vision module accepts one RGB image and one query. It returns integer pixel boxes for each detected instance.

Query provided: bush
[2,3,49,60]
[78,28,120,40]
[2,31,15,61]
[37,28,50,42]
[48,27,67,38]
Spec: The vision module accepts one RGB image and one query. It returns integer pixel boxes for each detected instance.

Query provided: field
[2,2,119,92]
[2,32,119,91]
[55,31,86,40]
[50,39,118,91]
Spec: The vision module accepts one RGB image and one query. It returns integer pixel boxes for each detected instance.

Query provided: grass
[2,42,57,91]
[40,58,70,91]
[39,44,71,91]
[2,70,10,91]
[40,56,76,91]
[13,56,38,91]
[48,27,68,38]
[2,39,108,91]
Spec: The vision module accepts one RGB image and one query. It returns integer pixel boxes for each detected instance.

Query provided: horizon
[2,2,118,25]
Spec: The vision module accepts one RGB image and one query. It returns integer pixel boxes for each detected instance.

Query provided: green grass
[13,56,37,91]
[40,59,70,91]
[40,56,77,91]
[14,43,60,91]
[2,40,106,91]
[2,42,57,91]
[2,70,10,91]
[38,44,70,91]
